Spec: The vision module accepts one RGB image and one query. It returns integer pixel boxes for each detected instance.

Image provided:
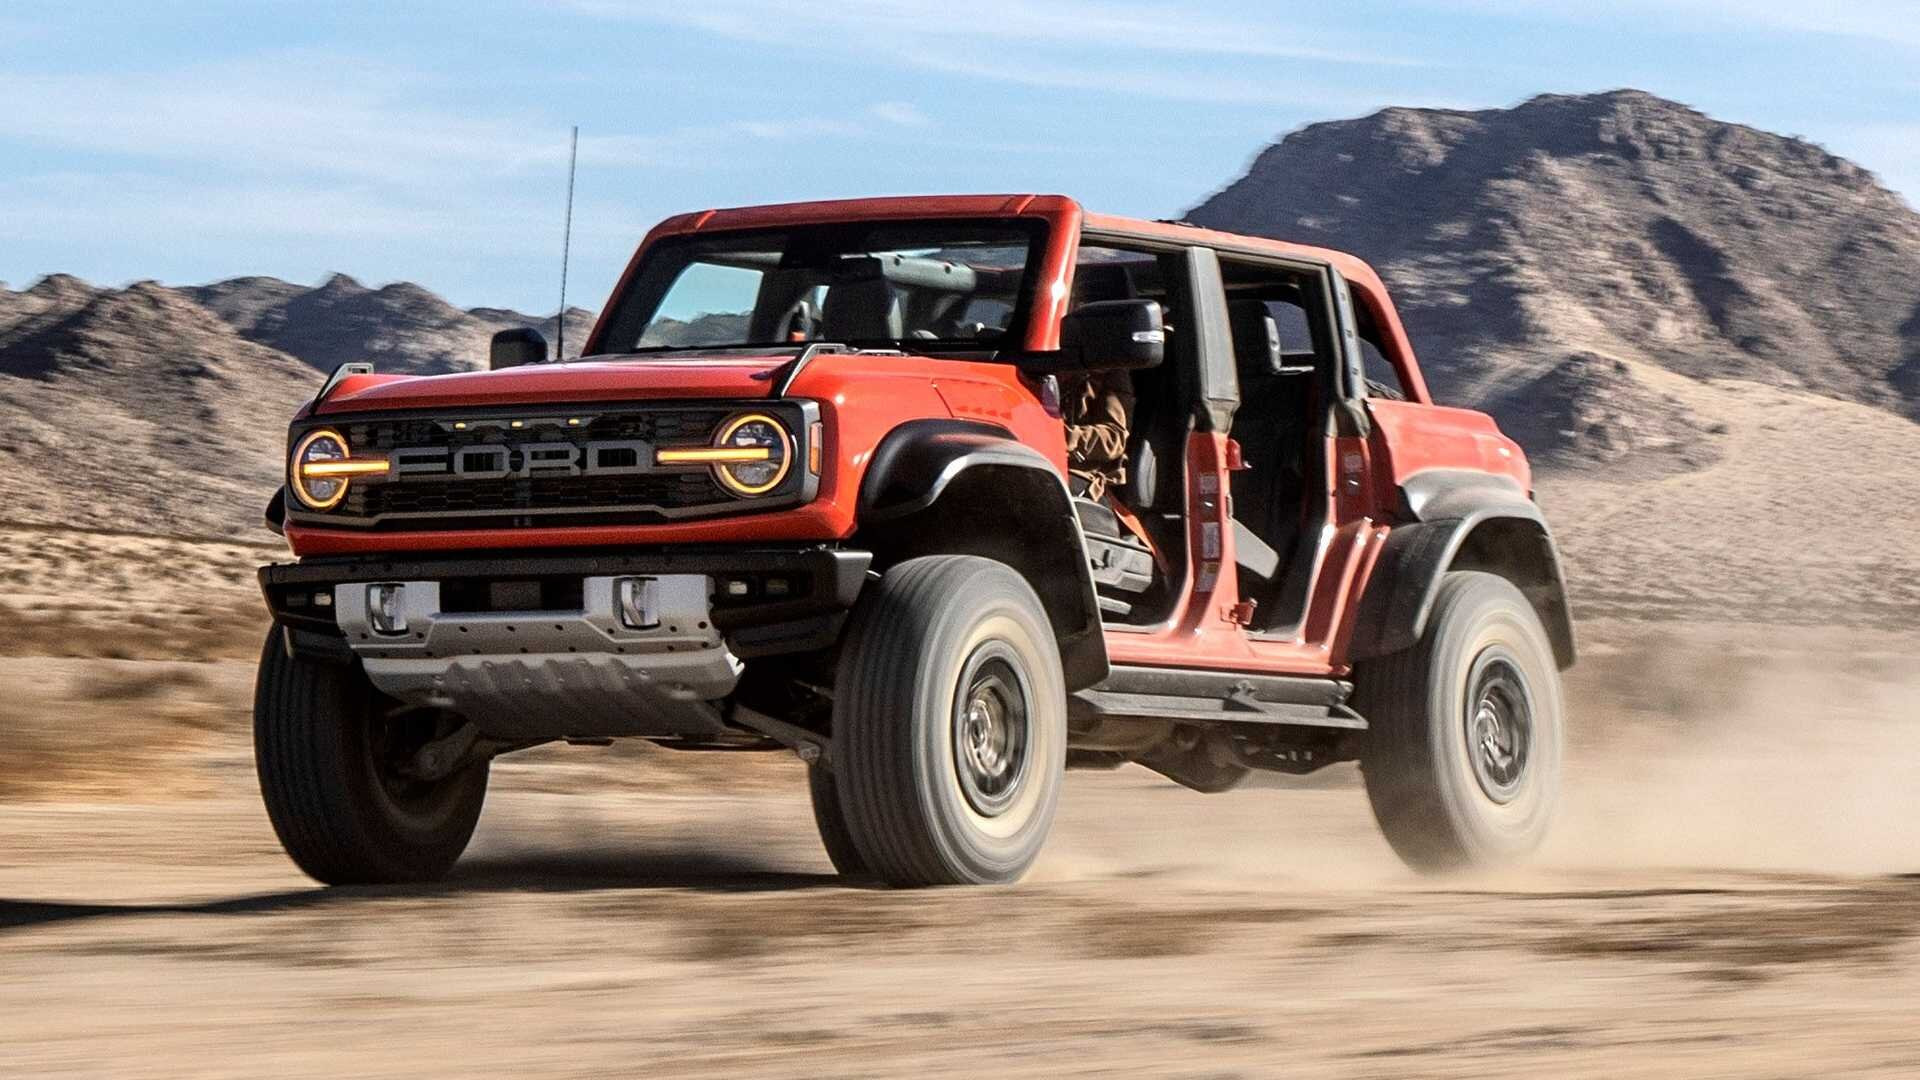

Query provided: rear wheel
[1355,571,1563,873]
[831,556,1067,887]
[253,630,489,885]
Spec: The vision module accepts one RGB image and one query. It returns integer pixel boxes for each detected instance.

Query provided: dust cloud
[1547,624,1920,875]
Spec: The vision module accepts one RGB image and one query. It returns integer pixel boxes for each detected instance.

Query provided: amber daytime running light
[289,429,389,511]
[660,412,793,496]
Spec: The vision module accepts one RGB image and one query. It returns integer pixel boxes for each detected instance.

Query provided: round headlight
[712,413,792,496]
[291,429,351,510]
[289,428,391,511]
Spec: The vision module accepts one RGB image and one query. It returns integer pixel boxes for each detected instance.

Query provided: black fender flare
[1350,470,1576,669]
[860,419,1037,520]
[857,419,1109,690]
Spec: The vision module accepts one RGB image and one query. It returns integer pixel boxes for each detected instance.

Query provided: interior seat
[1233,519,1281,587]
[821,279,903,342]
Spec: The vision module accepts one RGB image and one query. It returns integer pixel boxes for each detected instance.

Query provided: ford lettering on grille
[391,440,656,481]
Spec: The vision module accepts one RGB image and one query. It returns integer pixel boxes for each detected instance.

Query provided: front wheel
[831,556,1067,887]
[1355,571,1564,873]
[253,630,489,885]
[806,764,870,878]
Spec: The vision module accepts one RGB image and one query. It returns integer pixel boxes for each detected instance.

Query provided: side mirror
[1023,299,1165,374]
[490,327,548,370]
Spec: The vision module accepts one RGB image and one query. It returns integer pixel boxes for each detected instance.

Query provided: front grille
[345,408,730,451]
[343,472,723,523]
[293,403,797,531]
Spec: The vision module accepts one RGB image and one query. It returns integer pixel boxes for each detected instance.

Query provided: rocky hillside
[181,274,594,376]
[1190,89,1920,467]
[0,274,592,534]
[0,280,316,536]
[1190,90,1920,623]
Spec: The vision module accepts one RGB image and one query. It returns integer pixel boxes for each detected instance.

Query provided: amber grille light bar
[300,459,393,478]
[655,446,773,465]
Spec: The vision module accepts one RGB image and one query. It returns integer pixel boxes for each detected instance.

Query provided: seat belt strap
[1107,498,1172,576]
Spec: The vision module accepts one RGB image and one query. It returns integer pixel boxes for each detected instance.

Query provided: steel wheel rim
[1465,648,1533,804]
[951,643,1032,818]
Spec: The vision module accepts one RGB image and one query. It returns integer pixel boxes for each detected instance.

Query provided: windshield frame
[584,217,1053,361]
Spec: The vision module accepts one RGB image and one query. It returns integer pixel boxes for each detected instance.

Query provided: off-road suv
[256,195,1575,887]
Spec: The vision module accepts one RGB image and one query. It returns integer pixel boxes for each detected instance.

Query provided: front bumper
[260,547,871,741]
[344,574,741,739]
[261,547,871,657]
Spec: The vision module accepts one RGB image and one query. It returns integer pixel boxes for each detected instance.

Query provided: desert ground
[5,489,1920,1077]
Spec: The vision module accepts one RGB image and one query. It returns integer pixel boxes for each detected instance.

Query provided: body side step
[1073,664,1365,731]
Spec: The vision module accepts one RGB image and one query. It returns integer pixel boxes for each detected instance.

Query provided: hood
[315,354,793,414]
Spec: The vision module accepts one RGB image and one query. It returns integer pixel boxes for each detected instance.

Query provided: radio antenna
[555,124,579,361]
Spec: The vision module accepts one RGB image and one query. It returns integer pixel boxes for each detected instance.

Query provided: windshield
[591,219,1047,356]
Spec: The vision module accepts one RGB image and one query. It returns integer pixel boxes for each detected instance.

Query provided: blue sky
[3,1,1917,313]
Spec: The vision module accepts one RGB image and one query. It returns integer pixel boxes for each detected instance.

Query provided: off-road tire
[832,556,1067,887]
[253,630,489,885]
[806,764,870,878]
[1355,571,1563,873]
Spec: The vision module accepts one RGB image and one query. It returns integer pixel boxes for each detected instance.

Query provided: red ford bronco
[256,195,1574,887]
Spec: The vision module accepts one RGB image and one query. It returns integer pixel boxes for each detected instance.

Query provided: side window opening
[1067,242,1191,627]
[1217,257,1336,633]
[1265,299,1316,358]
[1349,298,1407,401]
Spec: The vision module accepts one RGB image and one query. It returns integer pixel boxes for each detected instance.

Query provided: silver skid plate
[335,575,741,740]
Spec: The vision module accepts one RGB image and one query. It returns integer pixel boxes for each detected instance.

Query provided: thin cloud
[870,102,933,128]
[1449,0,1920,51]
[0,52,935,182]
[560,0,1431,69]
[911,50,1459,109]
[0,55,538,186]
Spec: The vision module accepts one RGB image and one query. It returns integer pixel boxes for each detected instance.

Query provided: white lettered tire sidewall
[1426,586,1562,862]
[834,555,1068,887]
[1357,570,1565,873]
[918,607,1064,868]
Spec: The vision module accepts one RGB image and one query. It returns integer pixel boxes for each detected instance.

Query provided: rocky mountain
[1189,90,1920,624]
[0,274,103,352]
[179,274,594,375]
[0,274,595,534]
[1189,89,1920,468]
[0,281,317,536]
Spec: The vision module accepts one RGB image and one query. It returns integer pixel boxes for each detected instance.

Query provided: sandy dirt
[3,620,1919,1079]
[1535,369,1920,629]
